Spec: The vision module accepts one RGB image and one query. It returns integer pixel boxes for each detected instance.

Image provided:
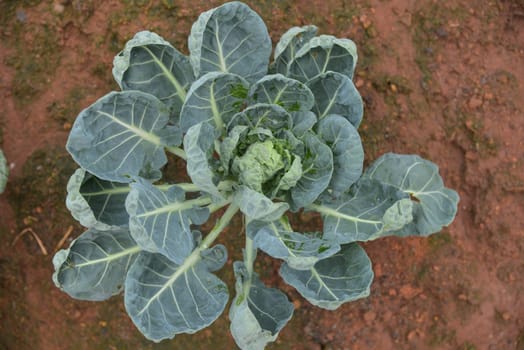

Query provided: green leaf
[180,72,249,133]
[66,168,130,230]
[113,31,172,87]
[233,185,289,221]
[247,74,314,112]
[67,91,177,183]
[126,178,210,264]
[307,72,364,128]
[272,25,318,76]
[247,219,340,270]
[288,35,358,82]
[230,261,294,350]
[364,153,459,236]
[188,2,272,83]
[290,111,317,138]
[52,227,140,301]
[0,149,7,194]
[317,115,364,196]
[124,245,228,342]
[273,156,302,195]
[228,103,292,133]
[311,178,413,243]
[183,122,223,198]
[219,125,248,174]
[279,243,373,310]
[122,44,195,121]
[290,133,333,209]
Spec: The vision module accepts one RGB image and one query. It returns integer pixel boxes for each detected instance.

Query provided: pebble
[16,9,26,23]
[400,12,412,27]
[359,14,372,29]
[363,310,376,323]
[53,3,65,13]
[468,97,483,109]
[399,285,422,299]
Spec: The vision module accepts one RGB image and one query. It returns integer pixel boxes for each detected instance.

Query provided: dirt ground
[0,0,523,349]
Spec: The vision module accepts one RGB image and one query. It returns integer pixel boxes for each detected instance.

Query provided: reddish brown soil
[0,1,523,349]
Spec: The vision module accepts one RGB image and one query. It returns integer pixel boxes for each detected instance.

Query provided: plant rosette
[52,2,459,349]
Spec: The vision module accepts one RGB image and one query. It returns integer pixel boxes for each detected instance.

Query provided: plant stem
[201,203,239,250]
[242,217,257,297]
[175,183,200,192]
[208,197,233,214]
[165,146,187,160]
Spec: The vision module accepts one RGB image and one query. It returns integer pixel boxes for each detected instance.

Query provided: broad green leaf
[0,149,7,194]
[180,72,249,133]
[311,178,413,243]
[272,25,318,76]
[52,227,140,301]
[290,111,317,137]
[247,74,314,112]
[126,178,210,264]
[233,185,289,222]
[364,153,459,236]
[66,168,130,230]
[230,261,294,350]
[188,2,271,83]
[228,103,292,133]
[317,115,364,196]
[273,156,302,196]
[279,243,373,310]
[124,245,229,342]
[307,71,364,128]
[219,125,248,174]
[67,91,176,183]
[247,219,340,270]
[113,31,171,87]
[122,44,195,121]
[183,122,223,198]
[288,35,358,82]
[290,133,333,209]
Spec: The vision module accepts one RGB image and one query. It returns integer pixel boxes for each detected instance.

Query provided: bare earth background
[0,0,523,349]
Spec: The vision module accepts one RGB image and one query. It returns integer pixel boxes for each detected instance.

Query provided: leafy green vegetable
[54,2,459,349]
[52,227,140,301]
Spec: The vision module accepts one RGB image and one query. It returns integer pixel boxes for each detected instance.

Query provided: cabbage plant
[52,2,459,349]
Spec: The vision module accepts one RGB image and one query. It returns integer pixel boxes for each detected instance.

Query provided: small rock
[435,27,448,38]
[399,285,422,299]
[400,12,412,27]
[388,288,397,296]
[407,330,417,341]
[382,310,393,322]
[363,310,376,324]
[355,78,365,88]
[502,312,511,321]
[389,83,398,93]
[458,293,468,301]
[53,3,65,13]
[468,97,483,109]
[16,9,26,23]
[359,14,372,29]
